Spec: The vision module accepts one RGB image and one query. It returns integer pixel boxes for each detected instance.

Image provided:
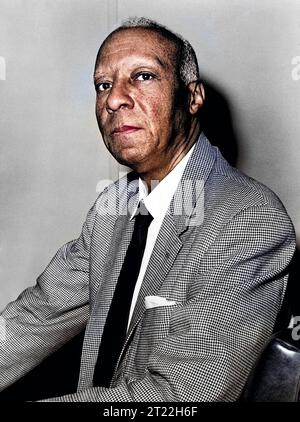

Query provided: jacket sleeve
[0,199,98,392]
[41,203,296,402]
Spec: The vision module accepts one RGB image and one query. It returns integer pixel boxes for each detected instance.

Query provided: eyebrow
[93,54,169,81]
[153,54,168,69]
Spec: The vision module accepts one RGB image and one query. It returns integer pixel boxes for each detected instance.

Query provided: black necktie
[93,201,153,387]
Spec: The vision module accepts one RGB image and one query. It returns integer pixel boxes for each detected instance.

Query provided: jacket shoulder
[209,151,289,214]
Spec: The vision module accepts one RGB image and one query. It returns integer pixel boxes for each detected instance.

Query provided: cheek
[95,97,106,118]
[142,93,173,132]
[95,104,108,131]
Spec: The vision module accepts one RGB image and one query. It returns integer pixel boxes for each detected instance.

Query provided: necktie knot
[134,201,153,228]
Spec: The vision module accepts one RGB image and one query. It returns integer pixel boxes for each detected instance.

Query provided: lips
[112,125,142,135]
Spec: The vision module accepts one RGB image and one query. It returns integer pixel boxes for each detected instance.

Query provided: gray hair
[101,17,200,87]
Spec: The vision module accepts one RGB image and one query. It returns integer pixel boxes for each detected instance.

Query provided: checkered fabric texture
[0,133,296,401]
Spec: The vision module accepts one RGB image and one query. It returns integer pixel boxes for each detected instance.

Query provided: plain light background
[0,0,299,311]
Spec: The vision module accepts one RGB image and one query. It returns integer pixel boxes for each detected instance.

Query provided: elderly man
[0,17,296,401]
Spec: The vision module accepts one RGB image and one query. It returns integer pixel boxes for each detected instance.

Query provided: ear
[187,81,205,115]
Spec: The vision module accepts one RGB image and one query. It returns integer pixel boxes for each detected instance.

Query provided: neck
[140,119,201,192]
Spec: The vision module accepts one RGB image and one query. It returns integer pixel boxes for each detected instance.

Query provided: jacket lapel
[127,213,183,334]
[78,174,140,389]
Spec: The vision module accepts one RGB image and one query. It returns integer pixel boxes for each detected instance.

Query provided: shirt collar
[130,144,195,221]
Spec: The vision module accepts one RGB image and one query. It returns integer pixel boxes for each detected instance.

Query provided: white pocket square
[144,295,176,310]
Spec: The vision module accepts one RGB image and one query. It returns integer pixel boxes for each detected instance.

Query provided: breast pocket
[133,305,177,372]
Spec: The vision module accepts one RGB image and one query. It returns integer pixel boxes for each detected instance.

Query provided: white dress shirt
[127,145,195,328]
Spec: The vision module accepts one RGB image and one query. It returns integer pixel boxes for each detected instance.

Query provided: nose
[106,80,134,113]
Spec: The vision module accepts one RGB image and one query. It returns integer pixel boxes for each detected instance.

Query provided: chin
[110,153,136,169]
[112,148,146,169]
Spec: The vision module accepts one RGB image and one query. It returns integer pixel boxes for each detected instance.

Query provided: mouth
[112,125,142,135]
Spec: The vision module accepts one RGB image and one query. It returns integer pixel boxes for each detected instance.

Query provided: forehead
[96,28,177,71]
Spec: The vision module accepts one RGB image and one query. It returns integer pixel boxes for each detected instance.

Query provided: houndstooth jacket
[0,133,296,401]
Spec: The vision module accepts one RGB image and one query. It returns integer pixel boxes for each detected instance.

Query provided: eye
[135,72,154,81]
[95,82,112,92]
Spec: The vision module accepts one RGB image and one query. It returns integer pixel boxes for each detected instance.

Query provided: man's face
[94,28,188,174]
